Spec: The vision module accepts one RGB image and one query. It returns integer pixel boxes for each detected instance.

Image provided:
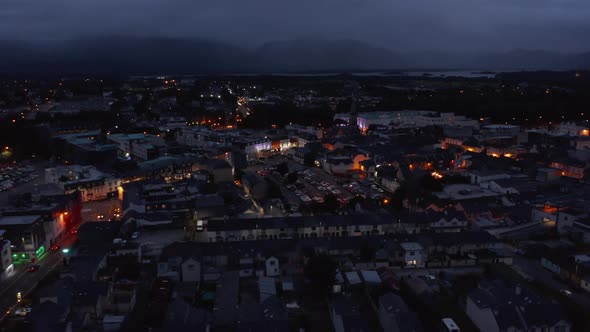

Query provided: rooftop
[0,214,42,226]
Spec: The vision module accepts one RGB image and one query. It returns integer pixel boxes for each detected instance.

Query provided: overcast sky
[2,0,589,52]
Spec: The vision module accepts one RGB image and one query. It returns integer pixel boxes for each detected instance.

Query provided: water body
[149,70,503,79]
[221,70,501,78]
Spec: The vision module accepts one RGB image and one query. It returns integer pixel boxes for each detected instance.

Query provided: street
[513,255,590,309]
[0,197,120,324]
[80,198,121,222]
[0,231,77,323]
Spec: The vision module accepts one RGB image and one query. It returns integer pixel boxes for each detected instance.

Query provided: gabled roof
[164,298,211,331]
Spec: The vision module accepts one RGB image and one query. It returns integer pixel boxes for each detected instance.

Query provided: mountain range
[0,37,588,77]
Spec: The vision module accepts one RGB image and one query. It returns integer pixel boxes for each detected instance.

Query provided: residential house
[330,295,370,332]
[378,292,423,332]
[465,279,571,332]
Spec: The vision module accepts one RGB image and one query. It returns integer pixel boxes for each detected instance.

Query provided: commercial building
[45,165,121,202]
[107,133,164,160]
[0,231,14,280]
[0,215,47,263]
[334,111,478,131]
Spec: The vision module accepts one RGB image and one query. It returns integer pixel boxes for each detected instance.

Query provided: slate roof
[467,279,568,330]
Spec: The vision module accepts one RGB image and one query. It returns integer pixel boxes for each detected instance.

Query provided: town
[1,71,590,332]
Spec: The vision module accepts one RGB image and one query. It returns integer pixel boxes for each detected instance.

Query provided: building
[265,256,280,277]
[399,242,424,268]
[138,156,188,181]
[334,111,478,132]
[45,165,121,202]
[558,122,590,137]
[200,214,395,243]
[176,127,230,149]
[0,215,47,263]
[107,133,164,160]
[53,131,118,167]
[465,280,571,332]
[330,295,369,332]
[378,292,423,332]
[0,233,14,280]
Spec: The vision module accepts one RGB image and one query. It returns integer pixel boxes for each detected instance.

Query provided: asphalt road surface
[513,255,590,309]
[0,231,77,323]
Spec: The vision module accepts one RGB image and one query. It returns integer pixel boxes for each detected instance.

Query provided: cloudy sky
[1,0,589,52]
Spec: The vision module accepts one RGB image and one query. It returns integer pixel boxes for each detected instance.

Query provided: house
[242,173,269,202]
[258,276,277,301]
[421,231,500,256]
[236,295,288,332]
[359,159,376,178]
[29,300,71,332]
[162,298,211,332]
[427,211,469,232]
[214,271,240,327]
[554,208,588,234]
[265,256,280,277]
[158,243,202,283]
[202,214,395,243]
[102,281,137,316]
[550,160,586,179]
[324,156,355,176]
[467,171,511,185]
[536,168,561,182]
[207,159,233,183]
[399,242,424,268]
[330,295,370,332]
[181,257,201,283]
[71,280,109,328]
[465,279,571,332]
[381,175,401,193]
[378,292,423,332]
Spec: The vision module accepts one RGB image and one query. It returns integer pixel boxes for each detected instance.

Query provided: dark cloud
[1,0,589,52]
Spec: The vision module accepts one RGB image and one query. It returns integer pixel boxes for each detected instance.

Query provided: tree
[420,174,443,192]
[349,195,365,209]
[360,239,375,261]
[276,162,289,176]
[323,194,339,212]
[284,172,298,184]
[305,253,337,297]
[303,152,317,167]
[233,169,244,182]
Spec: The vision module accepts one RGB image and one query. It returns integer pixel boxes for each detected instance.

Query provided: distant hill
[254,39,405,72]
[0,37,258,77]
[0,37,588,77]
[403,49,590,70]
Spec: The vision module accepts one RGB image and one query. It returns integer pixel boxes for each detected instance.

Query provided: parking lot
[0,164,40,192]
[245,152,391,208]
[290,168,355,204]
[0,162,46,203]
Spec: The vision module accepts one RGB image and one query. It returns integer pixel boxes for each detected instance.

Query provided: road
[0,231,77,322]
[81,198,122,222]
[0,197,121,323]
[513,255,590,308]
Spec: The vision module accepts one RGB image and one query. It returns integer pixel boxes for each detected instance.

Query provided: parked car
[13,307,32,317]
[27,265,40,273]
